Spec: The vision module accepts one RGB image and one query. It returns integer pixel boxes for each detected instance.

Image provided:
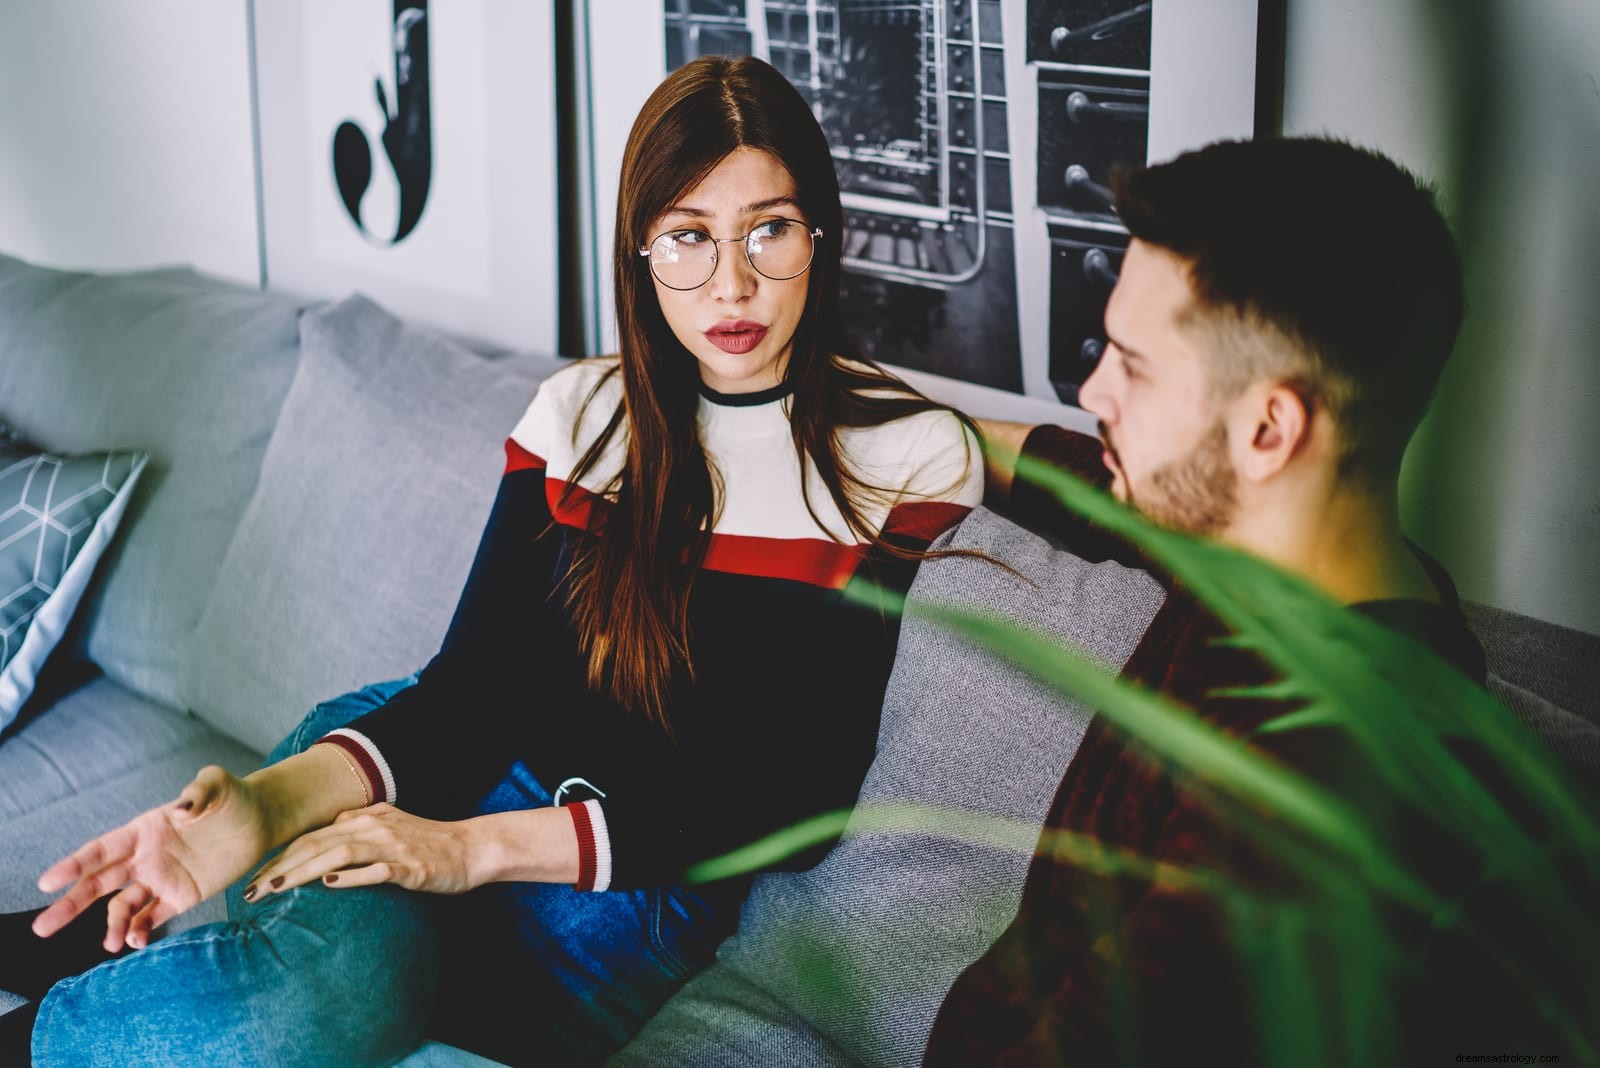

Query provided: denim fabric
[33,678,740,1067]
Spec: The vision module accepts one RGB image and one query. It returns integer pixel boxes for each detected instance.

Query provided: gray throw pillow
[180,294,570,754]
[1486,671,1600,783]
[0,426,147,730]
[615,507,1166,1067]
[0,252,307,707]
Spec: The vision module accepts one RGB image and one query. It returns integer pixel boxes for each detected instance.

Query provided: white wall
[0,0,261,285]
[1283,0,1600,635]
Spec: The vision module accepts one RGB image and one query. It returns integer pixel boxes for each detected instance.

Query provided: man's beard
[1104,420,1238,536]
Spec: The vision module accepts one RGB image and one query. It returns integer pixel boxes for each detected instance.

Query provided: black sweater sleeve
[333,457,561,818]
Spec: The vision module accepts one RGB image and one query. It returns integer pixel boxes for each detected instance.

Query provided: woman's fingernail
[324,873,339,885]
[243,885,257,901]
[270,876,284,890]
[177,800,193,811]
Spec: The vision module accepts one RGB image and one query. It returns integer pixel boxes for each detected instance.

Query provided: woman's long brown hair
[562,56,975,732]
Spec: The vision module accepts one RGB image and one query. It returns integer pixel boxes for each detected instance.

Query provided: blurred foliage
[686,457,1600,1062]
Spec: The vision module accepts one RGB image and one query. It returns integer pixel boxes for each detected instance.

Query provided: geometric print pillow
[0,424,147,731]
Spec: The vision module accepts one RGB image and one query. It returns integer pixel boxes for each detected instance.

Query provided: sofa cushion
[181,295,570,754]
[1487,672,1600,783]
[0,253,308,707]
[616,507,1166,1066]
[612,965,855,1067]
[0,428,146,729]
[1464,600,1599,728]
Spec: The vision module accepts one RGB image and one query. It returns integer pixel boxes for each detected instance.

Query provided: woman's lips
[704,321,768,355]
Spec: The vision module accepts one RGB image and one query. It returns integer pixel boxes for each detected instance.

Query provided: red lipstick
[704,319,768,355]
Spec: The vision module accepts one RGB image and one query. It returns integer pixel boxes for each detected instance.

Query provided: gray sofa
[2,251,1596,1066]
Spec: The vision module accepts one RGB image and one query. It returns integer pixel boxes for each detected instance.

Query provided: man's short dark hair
[1112,137,1464,482]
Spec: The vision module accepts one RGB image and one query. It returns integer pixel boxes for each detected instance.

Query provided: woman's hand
[33,766,276,951]
[248,803,584,897]
[246,803,486,898]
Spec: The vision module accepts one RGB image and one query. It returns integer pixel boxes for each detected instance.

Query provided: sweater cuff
[315,728,397,806]
[566,799,613,892]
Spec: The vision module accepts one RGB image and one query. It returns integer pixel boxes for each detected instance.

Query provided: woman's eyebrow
[661,195,800,219]
[741,194,800,214]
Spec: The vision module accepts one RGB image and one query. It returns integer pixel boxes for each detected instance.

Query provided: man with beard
[921,137,1500,1064]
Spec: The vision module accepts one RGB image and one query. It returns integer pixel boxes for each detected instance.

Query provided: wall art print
[253,0,558,353]
[331,2,433,246]
[583,0,1261,413]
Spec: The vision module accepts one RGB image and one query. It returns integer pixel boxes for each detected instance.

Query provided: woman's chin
[694,348,784,394]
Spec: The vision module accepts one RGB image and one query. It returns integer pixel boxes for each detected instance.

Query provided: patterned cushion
[0,426,146,730]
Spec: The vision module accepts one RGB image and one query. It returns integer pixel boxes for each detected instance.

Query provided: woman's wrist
[464,807,581,887]
[245,746,372,847]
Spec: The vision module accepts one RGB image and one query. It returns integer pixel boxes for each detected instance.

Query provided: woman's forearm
[246,746,373,848]
[464,807,581,886]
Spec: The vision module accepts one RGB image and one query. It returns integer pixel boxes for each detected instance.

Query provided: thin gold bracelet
[319,743,372,808]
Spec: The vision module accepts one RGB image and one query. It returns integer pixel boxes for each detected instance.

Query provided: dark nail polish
[243,885,257,901]
[177,800,193,811]
[270,876,284,890]
[324,873,339,884]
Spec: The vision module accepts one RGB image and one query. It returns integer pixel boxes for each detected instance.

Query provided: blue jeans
[33,678,741,1067]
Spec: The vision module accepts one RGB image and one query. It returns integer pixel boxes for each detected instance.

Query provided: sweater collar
[697,379,794,408]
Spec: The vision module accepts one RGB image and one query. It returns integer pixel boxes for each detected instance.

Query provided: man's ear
[1232,382,1311,483]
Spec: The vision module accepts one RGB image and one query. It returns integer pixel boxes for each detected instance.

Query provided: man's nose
[1076,347,1117,425]
[707,239,756,301]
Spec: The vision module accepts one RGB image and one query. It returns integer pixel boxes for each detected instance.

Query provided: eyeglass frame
[637,221,825,291]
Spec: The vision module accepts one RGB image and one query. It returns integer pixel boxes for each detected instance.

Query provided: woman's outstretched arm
[32,744,368,951]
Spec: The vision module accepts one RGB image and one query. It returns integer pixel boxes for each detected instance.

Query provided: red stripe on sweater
[504,440,544,475]
[317,735,387,805]
[883,500,972,543]
[547,476,598,530]
[702,533,866,589]
[544,476,870,588]
[568,803,597,892]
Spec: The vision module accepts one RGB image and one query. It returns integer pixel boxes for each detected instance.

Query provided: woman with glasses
[8,55,982,1065]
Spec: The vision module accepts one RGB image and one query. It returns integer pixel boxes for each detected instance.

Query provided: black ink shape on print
[333,3,432,245]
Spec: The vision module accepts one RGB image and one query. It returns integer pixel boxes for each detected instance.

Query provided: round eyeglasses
[639,220,823,291]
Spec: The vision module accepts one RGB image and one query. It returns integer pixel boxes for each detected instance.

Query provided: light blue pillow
[0,426,147,730]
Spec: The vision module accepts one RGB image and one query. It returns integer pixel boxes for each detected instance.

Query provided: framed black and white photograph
[253,0,559,352]
[576,0,1261,419]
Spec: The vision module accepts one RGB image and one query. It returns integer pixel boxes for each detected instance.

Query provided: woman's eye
[752,220,792,241]
[671,229,711,247]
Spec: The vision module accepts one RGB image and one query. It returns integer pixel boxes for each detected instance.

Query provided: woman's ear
[1232,382,1311,484]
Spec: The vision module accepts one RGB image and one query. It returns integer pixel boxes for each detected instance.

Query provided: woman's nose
[707,239,756,301]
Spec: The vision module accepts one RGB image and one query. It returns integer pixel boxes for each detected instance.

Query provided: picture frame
[575,0,1263,422]
[253,0,559,353]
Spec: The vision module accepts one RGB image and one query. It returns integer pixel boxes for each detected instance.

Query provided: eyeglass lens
[649,220,814,289]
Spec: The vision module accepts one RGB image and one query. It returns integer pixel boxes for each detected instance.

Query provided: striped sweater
[317,359,983,891]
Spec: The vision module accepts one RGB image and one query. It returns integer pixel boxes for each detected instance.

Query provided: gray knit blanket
[612,506,1165,1066]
